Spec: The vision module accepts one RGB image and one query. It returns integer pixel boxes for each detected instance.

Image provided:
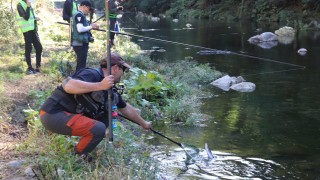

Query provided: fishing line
[112,31,305,69]
[123,13,140,29]
[241,67,305,77]
[56,22,306,73]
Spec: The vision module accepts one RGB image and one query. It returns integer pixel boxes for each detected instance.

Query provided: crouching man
[39,52,152,160]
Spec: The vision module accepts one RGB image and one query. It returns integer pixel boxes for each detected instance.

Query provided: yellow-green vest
[16,0,35,33]
[72,1,78,16]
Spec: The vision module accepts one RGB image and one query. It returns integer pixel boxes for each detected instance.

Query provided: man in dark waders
[16,0,43,74]
[39,53,152,161]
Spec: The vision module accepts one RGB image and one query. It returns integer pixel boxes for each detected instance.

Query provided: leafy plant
[124,67,177,107]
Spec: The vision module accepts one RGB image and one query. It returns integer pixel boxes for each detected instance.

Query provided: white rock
[275,26,295,37]
[230,82,256,92]
[24,166,35,177]
[7,160,25,168]
[297,48,307,56]
[172,19,179,22]
[248,32,278,43]
[211,75,233,91]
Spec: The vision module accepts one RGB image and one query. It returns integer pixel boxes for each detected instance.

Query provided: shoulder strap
[91,67,104,80]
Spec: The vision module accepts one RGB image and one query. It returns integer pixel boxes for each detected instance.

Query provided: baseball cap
[80,1,94,11]
[100,52,132,70]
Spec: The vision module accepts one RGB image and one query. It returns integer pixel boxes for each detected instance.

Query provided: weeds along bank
[0,0,222,178]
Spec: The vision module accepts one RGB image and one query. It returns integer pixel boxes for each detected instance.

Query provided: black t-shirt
[41,68,126,114]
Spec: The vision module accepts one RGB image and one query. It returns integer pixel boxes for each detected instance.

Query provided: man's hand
[100,75,114,89]
[91,23,99,29]
[141,121,152,130]
[117,6,123,11]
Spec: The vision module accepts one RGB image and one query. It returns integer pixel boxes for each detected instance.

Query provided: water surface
[122,15,320,179]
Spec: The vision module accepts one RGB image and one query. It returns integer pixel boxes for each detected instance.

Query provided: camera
[89,36,94,43]
[89,32,94,43]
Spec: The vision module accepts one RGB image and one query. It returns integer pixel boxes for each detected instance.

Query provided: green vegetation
[0,0,222,179]
[123,0,320,29]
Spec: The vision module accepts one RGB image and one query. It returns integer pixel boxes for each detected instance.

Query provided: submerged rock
[256,41,278,49]
[197,50,232,55]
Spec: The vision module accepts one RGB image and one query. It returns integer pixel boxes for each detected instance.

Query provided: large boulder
[275,26,295,44]
[210,75,235,91]
[248,32,278,43]
[275,26,295,37]
[211,75,249,92]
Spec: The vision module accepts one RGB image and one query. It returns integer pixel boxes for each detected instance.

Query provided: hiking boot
[109,39,115,46]
[34,68,41,74]
[78,153,94,162]
[26,68,35,75]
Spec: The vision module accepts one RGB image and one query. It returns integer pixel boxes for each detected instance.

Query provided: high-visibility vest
[109,14,117,18]
[72,1,78,16]
[16,0,35,33]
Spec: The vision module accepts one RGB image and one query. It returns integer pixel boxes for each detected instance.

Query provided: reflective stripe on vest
[109,13,117,18]
[16,0,35,33]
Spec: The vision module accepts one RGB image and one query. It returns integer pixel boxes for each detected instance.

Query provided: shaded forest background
[91,0,320,28]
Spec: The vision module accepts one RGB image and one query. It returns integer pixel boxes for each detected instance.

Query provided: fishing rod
[93,14,105,23]
[122,13,140,29]
[117,113,182,148]
[104,0,113,142]
[117,113,212,162]
[56,22,305,69]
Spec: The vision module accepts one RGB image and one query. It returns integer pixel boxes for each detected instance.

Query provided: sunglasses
[117,64,128,72]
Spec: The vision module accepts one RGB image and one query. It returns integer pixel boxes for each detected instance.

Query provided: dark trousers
[73,43,89,72]
[110,18,117,41]
[23,30,43,69]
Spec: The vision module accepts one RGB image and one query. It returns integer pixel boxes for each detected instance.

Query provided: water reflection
[152,147,291,180]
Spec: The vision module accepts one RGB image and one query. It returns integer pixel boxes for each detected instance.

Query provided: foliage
[125,0,320,26]
[126,0,171,15]
[0,1,20,54]
[124,67,177,107]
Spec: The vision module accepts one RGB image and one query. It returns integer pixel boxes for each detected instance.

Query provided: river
[121,15,320,179]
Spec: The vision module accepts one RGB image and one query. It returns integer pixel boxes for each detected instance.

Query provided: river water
[121,16,320,179]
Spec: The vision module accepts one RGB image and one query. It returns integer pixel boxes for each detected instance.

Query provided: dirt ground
[0,73,48,179]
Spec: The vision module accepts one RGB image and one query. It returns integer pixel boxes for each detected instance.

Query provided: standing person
[62,0,78,23]
[39,52,152,160]
[16,0,43,74]
[72,1,99,72]
[109,0,125,46]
